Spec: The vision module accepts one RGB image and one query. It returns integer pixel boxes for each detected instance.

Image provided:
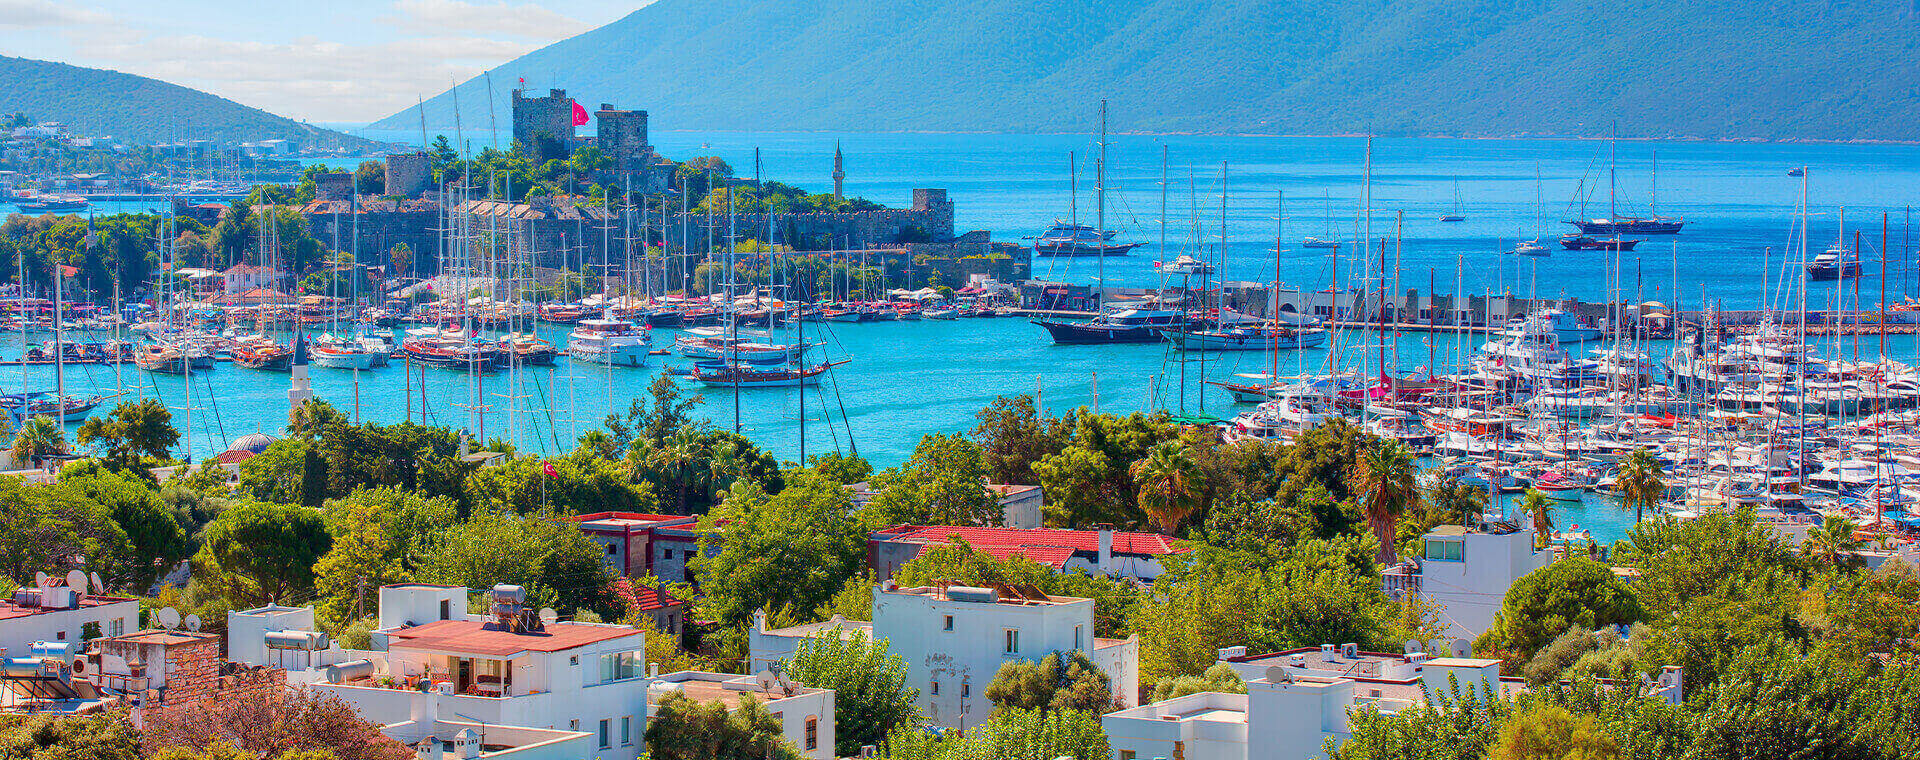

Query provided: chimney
[409,687,437,727]
[1095,524,1114,569]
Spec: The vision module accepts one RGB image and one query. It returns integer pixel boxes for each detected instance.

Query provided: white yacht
[567,318,651,366]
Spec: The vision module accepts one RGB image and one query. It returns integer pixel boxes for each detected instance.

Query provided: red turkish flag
[543,461,558,478]
[571,100,589,127]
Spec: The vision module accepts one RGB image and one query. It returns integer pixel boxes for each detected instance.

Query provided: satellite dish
[155,607,181,630]
[1427,640,1451,658]
[777,671,797,695]
[183,614,202,632]
[755,670,778,693]
[1449,638,1472,658]
[89,572,104,594]
[538,608,558,624]
[33,572,48,588]
[64,570,86,590]
[1265,665,1293,684]
[1403,639,1424,655]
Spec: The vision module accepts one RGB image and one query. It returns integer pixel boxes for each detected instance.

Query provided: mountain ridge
[372,0,1920,142]
[1,56,377,148]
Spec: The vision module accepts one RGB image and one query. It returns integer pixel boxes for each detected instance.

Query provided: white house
[237,583,649,760]
[748,614,873,676]
[1381,521,1552,639]
[1106,644,1682,760]
[870,581,1136,729]
[0,581,138,656]
[647,670,836,760]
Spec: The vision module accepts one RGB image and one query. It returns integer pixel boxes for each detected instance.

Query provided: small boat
[923,308,959,320]
[1032,222,1143,257]
[1033,308,1189,344]
[1567,216,1684,235]
[1438,179,1466,222]
[0,391,102,423]
[1805,246,1862,281]
[1561,235,1641,251]
[1300,237,1340,249]
[310,334,379,370]
[690,360,849,387]
[1514,240,1550,257]
[567,318,650,367]
[498,333,559,366]
[1155,254,1213,276]
[231,338,292,371]
[15,194,89,212]
[402,329,501,370]
[1160,324,1329,351]
[135,344,189,374]
[674,327,810,364]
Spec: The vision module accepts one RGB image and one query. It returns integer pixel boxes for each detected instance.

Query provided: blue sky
[0,0,646,123]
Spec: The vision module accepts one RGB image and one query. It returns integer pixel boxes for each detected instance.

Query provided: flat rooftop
[657,673,822,710]
[387,620,640,657]
[0,594,136,622]
[884,584,1084,606]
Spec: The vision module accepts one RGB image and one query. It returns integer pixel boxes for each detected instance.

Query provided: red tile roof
[912,542,1075,569]
[627,585,683,612]
[881,525,1186,556]
[386,619,640,656]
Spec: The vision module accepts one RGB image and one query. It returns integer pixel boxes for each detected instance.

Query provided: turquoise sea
[29,132,1920,542]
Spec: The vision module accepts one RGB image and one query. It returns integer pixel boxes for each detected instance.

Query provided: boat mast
[1272,190,1282,384]
[1096,99,1107,315]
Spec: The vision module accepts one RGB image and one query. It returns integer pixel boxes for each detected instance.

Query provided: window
[606,544,618,555]
[663,549,674,559]
[961,682,970,698]
[569,719,579,731]
[438,600,451,620]
[570,655,579,666]
[805,716,818,750]
[930,679,939,695]
[108,618,124,637]
[1424,539,1464,562]
[54,631,64,641]
[621,716,632,746]
[599,650,642,682]
[1120,752,1137,760]
[1074,625,1083,650]
[598,719,610,749]
[942,615,953,631]
[1003,628,1019,654]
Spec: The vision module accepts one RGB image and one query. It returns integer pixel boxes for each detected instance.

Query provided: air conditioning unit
[1340,643,1360,660]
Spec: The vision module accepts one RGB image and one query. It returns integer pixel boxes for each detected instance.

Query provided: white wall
[226,605,315,667]
[0,598,137,656]
[873,587,1098,729]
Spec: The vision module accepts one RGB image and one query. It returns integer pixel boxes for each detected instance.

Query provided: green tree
[984,650,1113,715]
[1031,409,1178,529]
[644,690,802,760]
[1616,448,1664,524]
[57,468,188,591]
[196,502,332,607]
[1270,418,1370,538]
[0,711,141,760]
[417,511,613,616]
[1130,441,1204,535]
[1475,558,1643,667]
[691,474,865,628]
[1486,704,1620,760]
[75,398,179,471]
[1518,489,1554,549]
[861,433,998,528]
[893,538,1142,638]
[971,394,1068,485]
[1352,437,1419,565]
[1149,661,1247,702]
[882,707,1109,760]
[807,452,873,486]
[314,488,454,621]
[11,416,66,468]
[782,630,919,755]
[0,478,98,584]
[1325,679,1514,760]
[1801,514,1863,567]
[464,453,656,516]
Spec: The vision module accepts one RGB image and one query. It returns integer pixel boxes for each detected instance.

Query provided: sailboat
[1514,164,1551,256]
[1302,190,1341,249]
[1438,179,1466,222]
[1162,190,1329,352]
[1567,135,1684,235]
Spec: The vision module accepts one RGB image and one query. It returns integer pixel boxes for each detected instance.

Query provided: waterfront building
[866,524,1186,582]
[647,670,836,760]
[1380,522,1552,640]
[221,263,284,294]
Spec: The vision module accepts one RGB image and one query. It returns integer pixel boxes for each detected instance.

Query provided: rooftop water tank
[945,586,998,603]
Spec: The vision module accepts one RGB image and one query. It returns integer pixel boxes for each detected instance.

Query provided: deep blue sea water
[31,132,1920,541]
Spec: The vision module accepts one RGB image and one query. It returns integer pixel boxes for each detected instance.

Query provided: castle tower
[595,104,651,173]
[832,141,845,201]
[511,88,575,165]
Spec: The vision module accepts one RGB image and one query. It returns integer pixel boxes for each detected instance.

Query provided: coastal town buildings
[866,524,1187,582]
[646,670,836,760]
[0,580,138,657]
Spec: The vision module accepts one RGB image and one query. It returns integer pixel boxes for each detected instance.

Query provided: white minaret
[287,332,312,414]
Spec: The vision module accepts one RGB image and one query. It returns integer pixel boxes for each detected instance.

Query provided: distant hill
[373,0,1920,141]
[0,56,375,148]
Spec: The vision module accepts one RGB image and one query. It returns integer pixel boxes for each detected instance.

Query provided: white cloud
[0,0,110,29]
[67,30,542,122]
[387,0,589,38]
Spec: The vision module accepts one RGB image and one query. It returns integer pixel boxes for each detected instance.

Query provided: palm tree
[1617,447,1665,523]
[1353,438,1419,565]
[11,417,66,470]
[1130,441,1203,535]
[1518,489,1554,549]
[648,428,703,513]
[1802,514,1863,567]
